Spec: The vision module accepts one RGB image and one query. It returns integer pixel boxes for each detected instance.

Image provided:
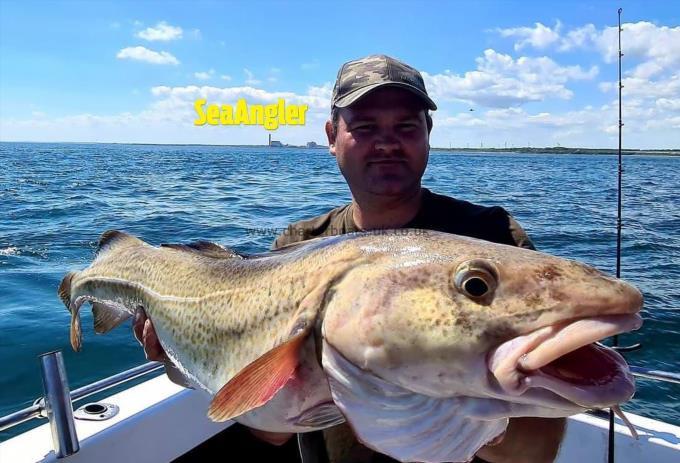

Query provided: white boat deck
[1,374,678,462]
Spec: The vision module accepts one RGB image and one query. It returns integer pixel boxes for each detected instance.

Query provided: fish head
[322,231,643,415]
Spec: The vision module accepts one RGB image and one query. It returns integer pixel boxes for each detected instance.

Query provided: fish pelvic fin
[96,230,145,260]
[208,332,307,422]
[160,241,244,259]
[92,302,133,334]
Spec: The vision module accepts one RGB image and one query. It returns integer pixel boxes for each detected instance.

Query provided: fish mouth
[488,313,643,409]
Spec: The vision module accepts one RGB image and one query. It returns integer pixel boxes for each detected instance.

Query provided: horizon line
[1,140,678,152]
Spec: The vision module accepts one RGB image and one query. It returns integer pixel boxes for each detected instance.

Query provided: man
[135,55,565,462]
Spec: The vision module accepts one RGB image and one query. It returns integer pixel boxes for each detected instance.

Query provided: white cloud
[0,84,332,145]
[148,84,329,111]
[136,21,183,41]
[558,24,598,51]
[488,19,679,146]
[592,23,680,124]
[497,20,680,80]
[220,74,232,81]
[429,90,680,149]
[3,80,678,148]
[656,98,680,111]
[244,68,261,85]
[116,46,179,65]
[495,21,562,51]
[194,69,215,80]
[600,74,680,100]
[307,82,333,100]
[595,22,680,68]
[424,49,598,107]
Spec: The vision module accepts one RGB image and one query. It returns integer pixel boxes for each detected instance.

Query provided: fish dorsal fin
[97,230,145,258]
[322,340,508,463]
[208,332,307,422]
[161,241,244,259]
[265,233,354,257]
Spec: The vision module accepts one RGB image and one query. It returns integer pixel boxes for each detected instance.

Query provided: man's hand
[475,417,566,463]
[132,307,168,362]
[131,307,294,447]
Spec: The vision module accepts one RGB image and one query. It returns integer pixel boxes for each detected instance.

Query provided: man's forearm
[475,417,566,463]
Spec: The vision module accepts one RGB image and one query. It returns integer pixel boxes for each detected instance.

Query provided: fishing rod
[608,9,623,461]
[607,9,624,463]
[606,8,644,463]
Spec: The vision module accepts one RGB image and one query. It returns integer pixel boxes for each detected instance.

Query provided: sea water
[0,142,678,439]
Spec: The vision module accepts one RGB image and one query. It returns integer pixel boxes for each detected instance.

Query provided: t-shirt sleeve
[271,206,346,250]
[507,214,536,250]
[271,226,290,250]
[271,224,304,250]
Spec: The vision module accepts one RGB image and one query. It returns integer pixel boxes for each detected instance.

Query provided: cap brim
[334,82,437,111]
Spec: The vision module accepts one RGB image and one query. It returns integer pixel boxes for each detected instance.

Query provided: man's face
[327,87,431,198]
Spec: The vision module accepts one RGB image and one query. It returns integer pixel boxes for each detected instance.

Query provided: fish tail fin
[69,298,85,352]
[59,270,86,351]
[58,271,77,310]
[96,230,145,260]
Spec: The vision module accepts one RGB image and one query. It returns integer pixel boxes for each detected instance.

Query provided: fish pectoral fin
[322,340,508,463]
[92,302,133,334]
[160,241,245,259]
[208,332,307,422]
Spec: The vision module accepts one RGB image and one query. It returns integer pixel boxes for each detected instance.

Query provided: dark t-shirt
[272,187,535,251]
[272,188,535,463]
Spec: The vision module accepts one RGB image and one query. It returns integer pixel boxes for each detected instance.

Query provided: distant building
[306,141,328,149]
[269,133,283,147]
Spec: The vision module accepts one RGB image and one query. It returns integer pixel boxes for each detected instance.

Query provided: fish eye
[453,260,498,301]
[462,277,489,297]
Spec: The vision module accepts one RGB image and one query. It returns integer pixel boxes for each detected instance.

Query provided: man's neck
[351,187,424,230]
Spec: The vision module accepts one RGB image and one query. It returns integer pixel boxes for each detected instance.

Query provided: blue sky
[1,0,678,148]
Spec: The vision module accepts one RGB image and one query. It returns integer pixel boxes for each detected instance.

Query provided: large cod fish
[59,230,643,463]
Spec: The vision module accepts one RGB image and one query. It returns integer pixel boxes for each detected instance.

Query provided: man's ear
[325,120,337,157]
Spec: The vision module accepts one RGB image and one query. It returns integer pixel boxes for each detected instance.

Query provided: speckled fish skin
[60,231,362,398]
[60,228,643,462]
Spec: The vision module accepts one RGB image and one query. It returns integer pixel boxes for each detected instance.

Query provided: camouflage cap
[331,54,437,110]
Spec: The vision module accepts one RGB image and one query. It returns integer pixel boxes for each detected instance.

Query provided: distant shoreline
[1,140,678,155]
[431,147,680,156]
